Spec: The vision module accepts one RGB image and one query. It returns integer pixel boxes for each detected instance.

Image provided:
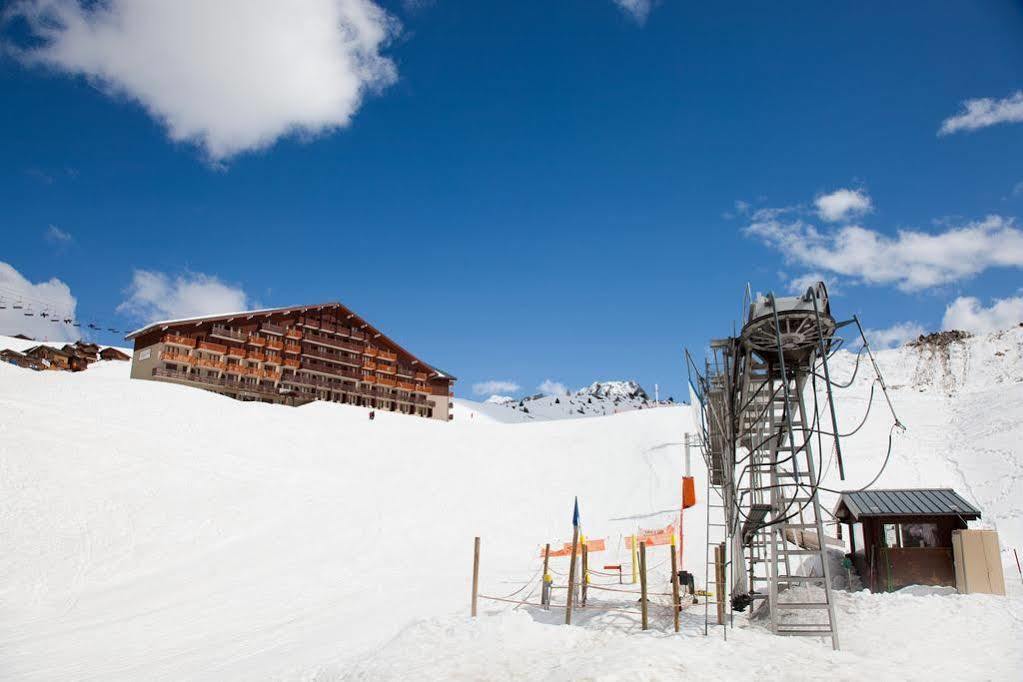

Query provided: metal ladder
[703,473,731,638]
[757,362,840,649]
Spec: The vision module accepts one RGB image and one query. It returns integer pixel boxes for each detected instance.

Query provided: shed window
[901,523,939,548]
[881,523,899,548]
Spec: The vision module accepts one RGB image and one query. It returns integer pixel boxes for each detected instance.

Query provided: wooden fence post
[471,536,480,617]
[565,525,580,625]
[670,539,680,633]
[639,540,648,630]
[714,542,726,625]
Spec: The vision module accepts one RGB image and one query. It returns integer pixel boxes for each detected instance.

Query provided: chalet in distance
[125,302,455,420]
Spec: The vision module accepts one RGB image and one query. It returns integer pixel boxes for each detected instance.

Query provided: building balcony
[283,358,301,368]
[160,350,194,364]
[377,376,397,387]
[284,343,302,354]
[198,341,227,354]
[285,328,303,340]
[224,364,243,374]
[303,330,363,353]
[247,351,266,362]
[261,323,285,336]
[377,363,396,375]
[210,325,246,342]
[261,369,282,381]
[195,357,226,371]
[226,346,246,359]
[379,350,397,362]
[364,347,379,358]
[350,329,366,341]
[264,353,281,365]
[415,372,428,382]
[247,335,266,347]
[363,360,377,371]
[163,334,196,348]
[265,338,284,351]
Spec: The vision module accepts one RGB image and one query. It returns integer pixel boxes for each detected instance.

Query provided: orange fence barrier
[626,523,676,549]
[540,537,606,557]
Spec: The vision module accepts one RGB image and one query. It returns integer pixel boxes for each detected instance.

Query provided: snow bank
[0,329,1021,679]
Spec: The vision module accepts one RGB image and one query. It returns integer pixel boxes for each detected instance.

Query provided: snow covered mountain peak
[575,380,648,400]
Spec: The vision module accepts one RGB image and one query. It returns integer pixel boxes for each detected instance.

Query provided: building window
[881,523,899,548]
[901,523,939,548]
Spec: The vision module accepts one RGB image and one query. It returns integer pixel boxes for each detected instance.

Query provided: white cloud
[863,321,926,350]
[117,270,250,323]
[612,0,653,23]
[10,0,398,162]
[472,380,520,397]
[942,295,1023,334]
[939,91,1023,136]
[787,272,839,295]
[44,224,72,245]
[814,189,872,222]
[746,212,1023,292]
[1013,181,1023,197]
[538,379,569,396]
[0,261,78,342]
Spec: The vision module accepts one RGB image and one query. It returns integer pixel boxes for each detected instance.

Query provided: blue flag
[572,496,580,528]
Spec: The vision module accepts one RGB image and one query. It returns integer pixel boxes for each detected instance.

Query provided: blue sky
[2,1,1022,401]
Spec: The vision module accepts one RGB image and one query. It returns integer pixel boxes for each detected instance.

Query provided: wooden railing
[227,346,245,358]
[285,328,303,340]
[247,351,266,362]
[198,340,228,354]
[363,360,377,371]
[247,335,266,347]
[160,350,194,364]
[211,325,246,342]
[163,334,196,348]
[283,358,301,368]
[284,343,302,354]
[415,372,428,382]
[264,353,281,365]
[261,323,285,336]
[377,363,396,375]
[364,347,379,358]
[379,350,397,362]
[265,338,284,351]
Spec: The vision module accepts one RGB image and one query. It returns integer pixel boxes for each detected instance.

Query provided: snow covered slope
[0,330,1021,680]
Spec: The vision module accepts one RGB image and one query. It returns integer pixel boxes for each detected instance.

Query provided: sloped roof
[124,301,456,380]
[833,488,981,522]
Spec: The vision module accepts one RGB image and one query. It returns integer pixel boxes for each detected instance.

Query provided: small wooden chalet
[22,345,73,371]
[61,345,93,371]
[74,341,101,360]
[833,488,981,593]
[99,347,131,361]
[1,349,42,370]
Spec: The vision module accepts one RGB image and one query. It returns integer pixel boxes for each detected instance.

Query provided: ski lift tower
[688,281,855,649]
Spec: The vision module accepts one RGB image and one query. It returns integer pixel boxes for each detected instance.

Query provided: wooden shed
[1,349,42,370]
[833,488,981,593]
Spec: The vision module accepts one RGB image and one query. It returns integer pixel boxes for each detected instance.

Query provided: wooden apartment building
[125,302,455,420]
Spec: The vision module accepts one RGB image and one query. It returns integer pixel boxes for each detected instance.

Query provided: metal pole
[810,289,847,479]
[639,541,649,630]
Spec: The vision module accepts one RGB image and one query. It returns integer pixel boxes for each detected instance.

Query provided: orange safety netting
[540,537,606,557]
[626,523,676,548]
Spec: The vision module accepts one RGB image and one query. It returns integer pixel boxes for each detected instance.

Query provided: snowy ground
[1,330,1021,680]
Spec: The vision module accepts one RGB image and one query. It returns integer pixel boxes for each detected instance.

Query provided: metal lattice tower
[688,281,847,649]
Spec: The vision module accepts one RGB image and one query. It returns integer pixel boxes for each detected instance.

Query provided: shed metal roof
[833,488,981,522]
